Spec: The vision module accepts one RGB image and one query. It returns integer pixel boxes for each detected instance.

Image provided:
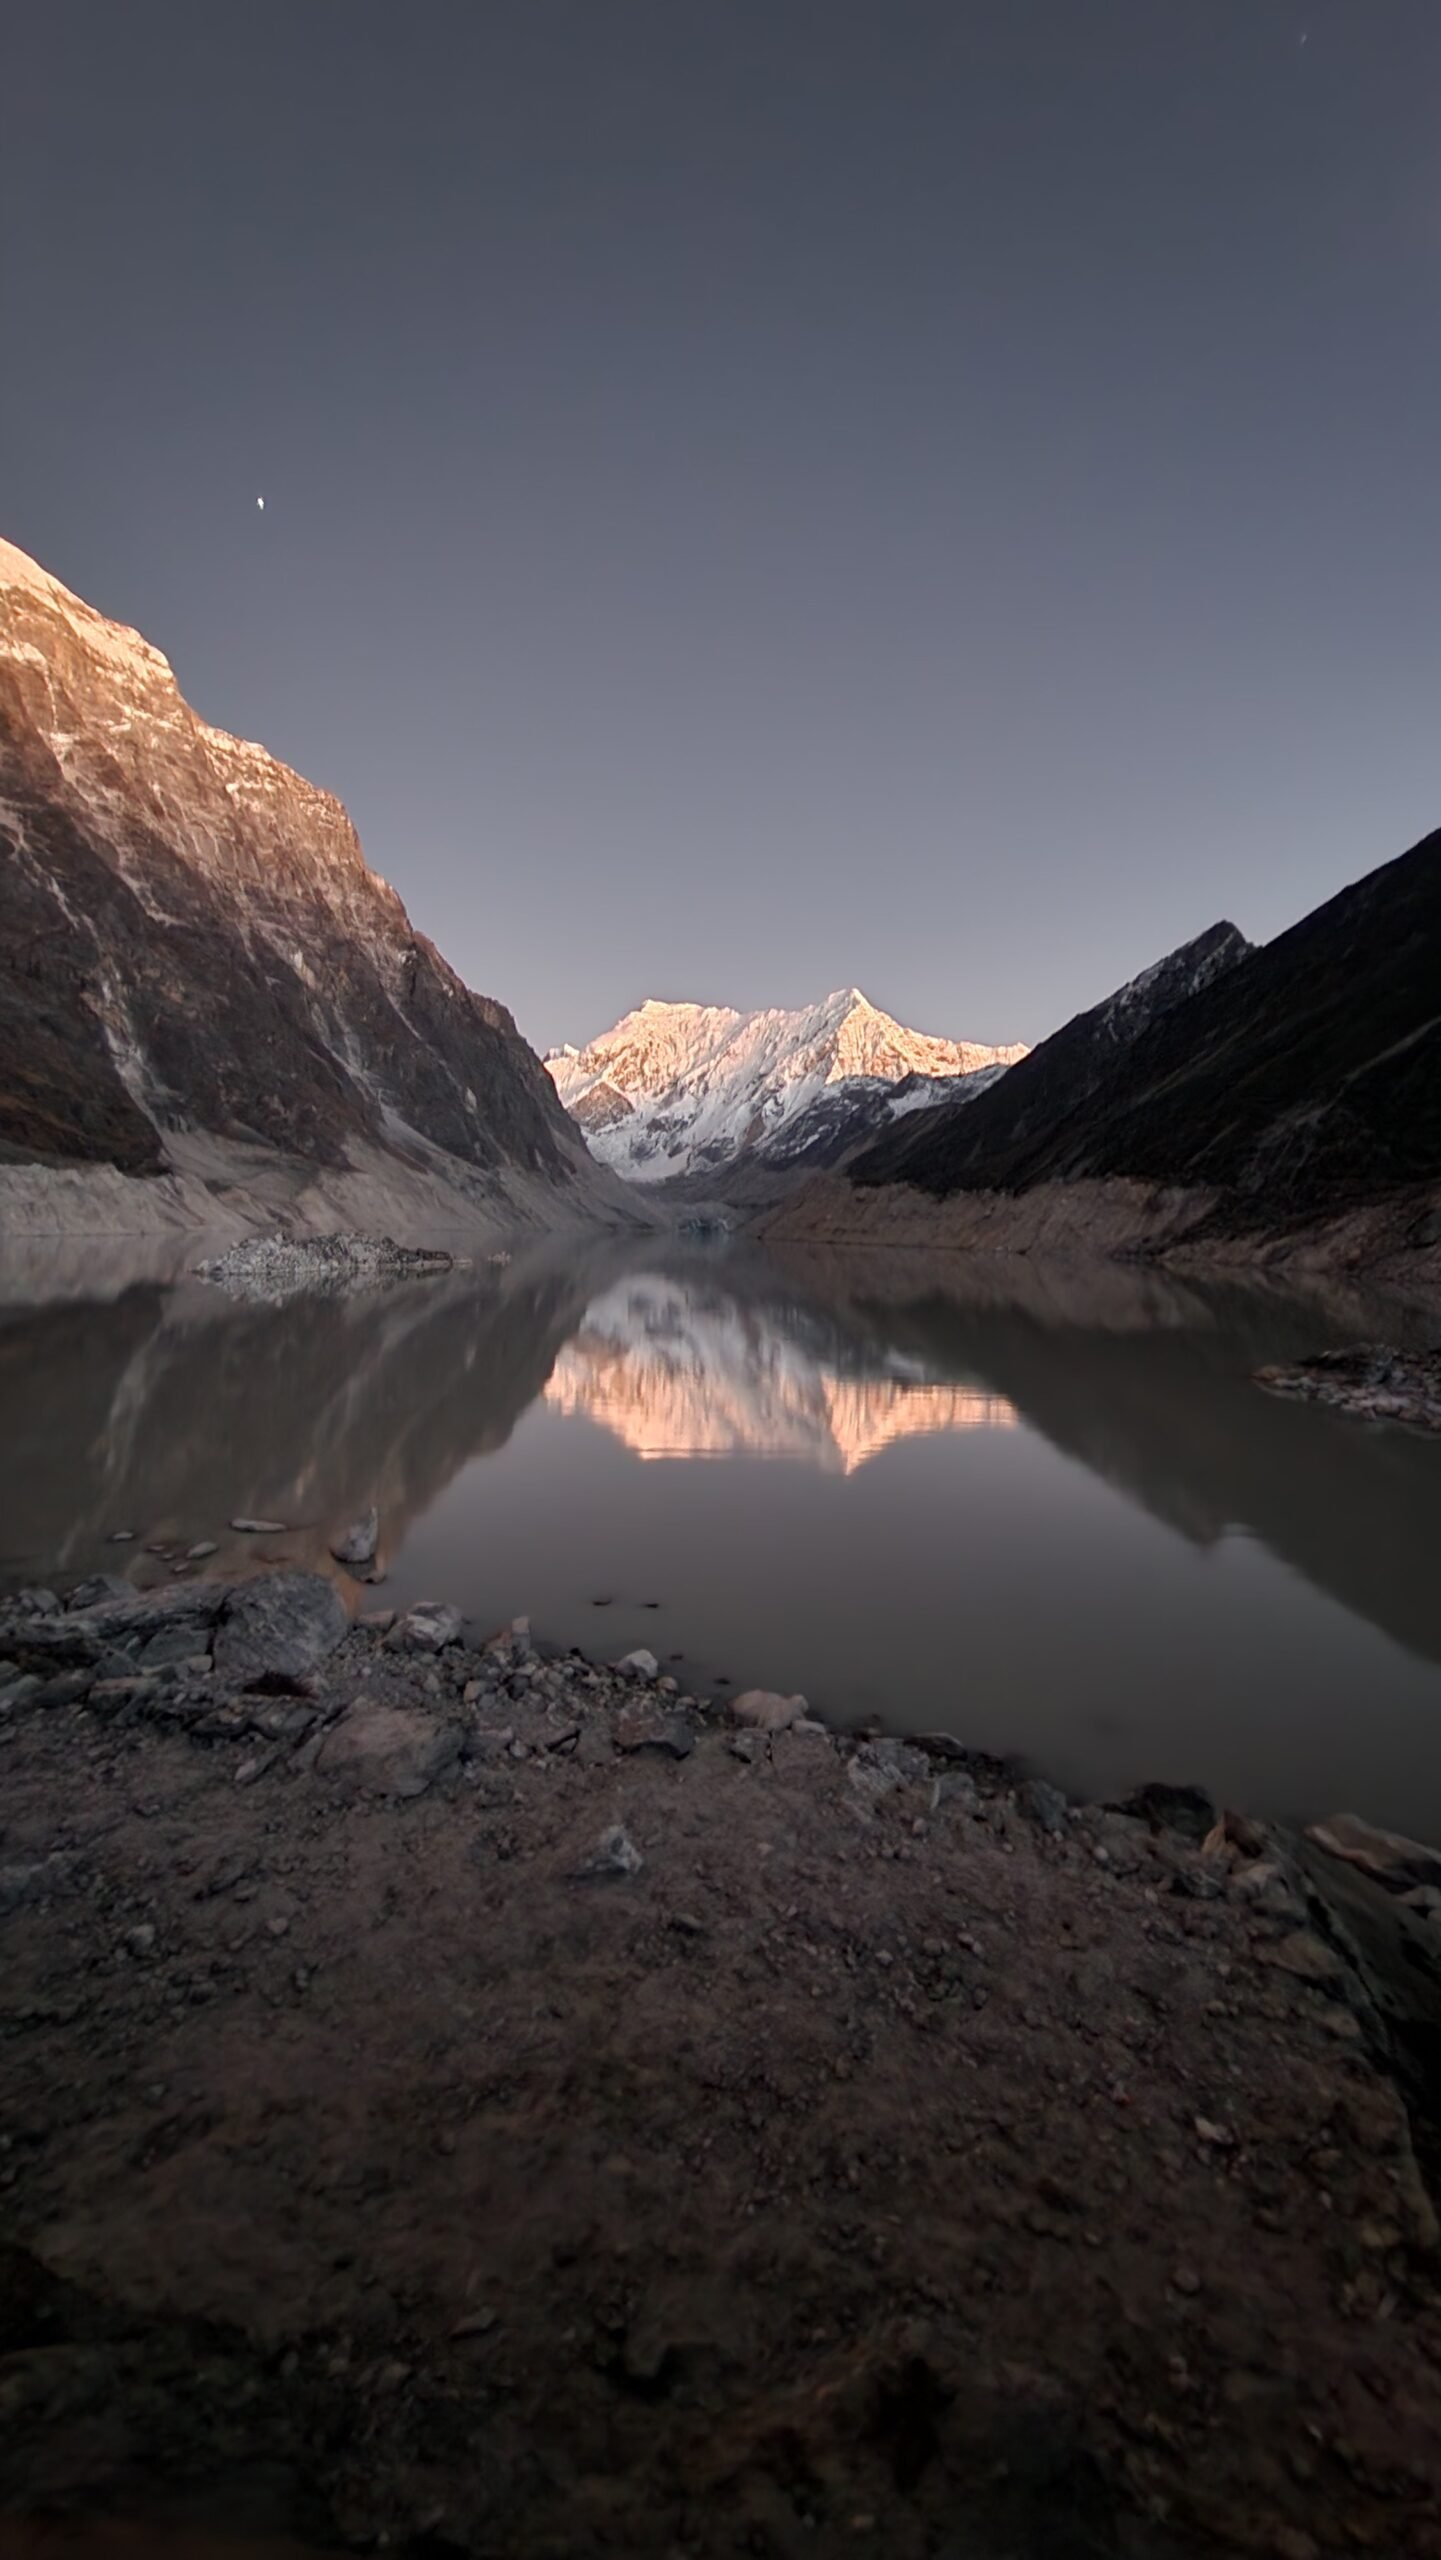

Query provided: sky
[3,1,1440,1057]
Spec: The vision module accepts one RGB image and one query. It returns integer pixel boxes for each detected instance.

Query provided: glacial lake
[3,1233,1440,1837]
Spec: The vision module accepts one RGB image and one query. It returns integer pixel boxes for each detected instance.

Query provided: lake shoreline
[2,1568,1439,2557]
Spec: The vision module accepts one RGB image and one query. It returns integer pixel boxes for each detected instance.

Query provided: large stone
[386,1600,463,1654]
[1118,1782,1216,1843]
[330,1507,379,1568]
[729,1688,806,1733]
[315,1700,461,1798]
[1305,1813,1441,1897]
[213,1572,349,1684]
[66,1574,136,1612]
[848,1736,931,1796]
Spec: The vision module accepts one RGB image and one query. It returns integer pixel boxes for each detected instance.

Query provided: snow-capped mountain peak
[546,990,1027,1184]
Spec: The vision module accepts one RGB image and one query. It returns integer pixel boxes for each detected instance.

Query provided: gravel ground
[0,1580,1439,2559]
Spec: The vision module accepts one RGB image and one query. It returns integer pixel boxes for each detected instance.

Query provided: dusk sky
[5,1,1440,1055]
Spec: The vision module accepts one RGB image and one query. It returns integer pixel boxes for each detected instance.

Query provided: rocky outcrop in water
[195,1233,455,1303]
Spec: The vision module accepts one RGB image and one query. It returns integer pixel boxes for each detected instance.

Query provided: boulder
[330,1507,379,1569]
[1118,1782,1216,1844]
[729,1688,806,1733]
[66,1574,136,1612]
[1305,1813,1441,1897]
[615,1648,659,1681]
[213,1572,349,1684]
[847,1735,931,1796]
[1020,1778,1070,1836]
[386,1600,463,1653]
[316,1700,461,1798]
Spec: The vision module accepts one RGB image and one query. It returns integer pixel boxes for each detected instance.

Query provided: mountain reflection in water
[2,1234,1439,1831]
[545,1273,1016,1469]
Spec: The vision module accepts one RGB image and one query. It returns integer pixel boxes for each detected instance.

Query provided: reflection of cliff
[0,1242,636,1584]
[544,1275,1014,1471]
[787,1264,1441,1669]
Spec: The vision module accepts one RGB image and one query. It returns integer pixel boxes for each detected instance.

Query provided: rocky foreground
[1,1573,1440,2558]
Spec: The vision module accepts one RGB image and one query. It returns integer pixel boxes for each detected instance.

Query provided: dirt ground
[1,1590,1439,2560]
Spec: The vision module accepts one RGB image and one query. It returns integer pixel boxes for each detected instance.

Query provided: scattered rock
[386,1601,463,1654]
[613,1708,694,1760]
[1119,1781,1216,1843]
[107,1529,136,1543]
[229,1518,290,1535]
[316,1700,462,1798]
[572,1824,644,1881]
[186,1540,219,1561]
[1304,1811,1441,1897]
[29,1669,95,1710]
[66,1574,136,1611]
[848,1736,930,1795]
[1256,1931,1346,1988]
[615,1648,660,1681]
[330,1508,380,1569]
[213,1573,349,1684]
[1020,1778,1069,1836]
[0,1854,75,1915]
[451,2307,498,2340]
[931,1770,981,1815]
[729,1688,806,1733]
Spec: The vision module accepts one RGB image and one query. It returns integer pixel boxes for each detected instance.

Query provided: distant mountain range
[0,537,629,1236]
[546,989,1026,1185]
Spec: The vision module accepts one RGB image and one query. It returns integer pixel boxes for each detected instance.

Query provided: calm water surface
[3,1234,1439,1834]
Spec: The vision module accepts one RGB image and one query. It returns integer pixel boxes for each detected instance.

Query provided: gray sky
[4,1,1439,1055]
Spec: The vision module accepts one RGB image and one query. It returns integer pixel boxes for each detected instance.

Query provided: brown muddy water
[2,1233,1440,1836]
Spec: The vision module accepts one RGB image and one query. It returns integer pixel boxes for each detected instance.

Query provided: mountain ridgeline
[849,831,1441,1224]
[851,921,1254,1193]
[0,537,625,1233]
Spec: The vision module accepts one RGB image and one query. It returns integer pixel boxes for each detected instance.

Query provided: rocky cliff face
[0,537,626,1232]
[547,988,1026,1185]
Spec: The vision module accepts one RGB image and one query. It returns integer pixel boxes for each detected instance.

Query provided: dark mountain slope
[853,922,1251,1194]
[854,831,1441,1222]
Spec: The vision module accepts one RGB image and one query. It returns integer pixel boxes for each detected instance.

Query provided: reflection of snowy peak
[544,1273,1015,1471]
[546,989,1026,1183]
